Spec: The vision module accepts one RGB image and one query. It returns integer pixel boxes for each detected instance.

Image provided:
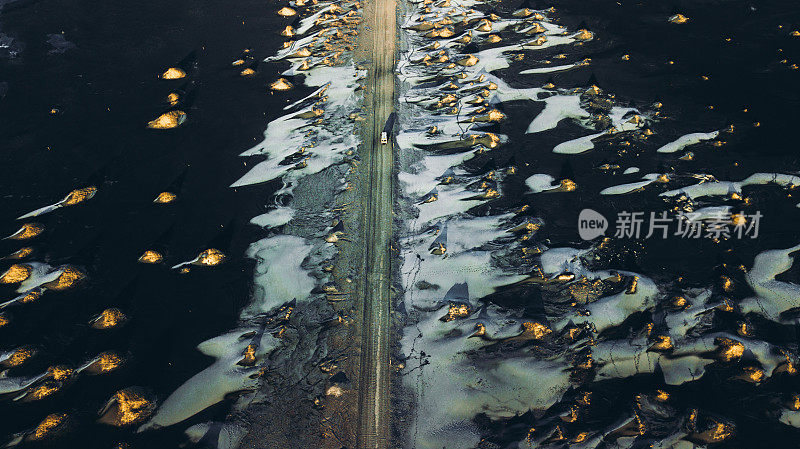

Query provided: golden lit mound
[512,8,532,17]
[585,85,602,96]
[420,192,438,203]
[44,266,85,291]
[528,35,548,46]
[455,32,471,44]
[326,385,343,397]
[670,295,688,309]
[507,221,540,234]
[160,67,186,80]
[688,413,735,444]
[527,23,546,34]
[648,335,674,352]
[147,110,186,129]
[520,322,551,340]
[277,6,297,16]
[735,365,765,383]
[440,303,471,322]
[195,248,226,266]
[153,191,177,203]
[9,223,44,240]
[0,264,32,284]
[476,19,492,32]
[30,413,69,441]
[3,346,35,367]
[291,47,312,58]
[91,352,124,374]
[456,54,479,66]
[668,13,689,24]
[470,323,487,338]
[238,344,257,366]
[0,313,8,327]
[281,25,295,36]
[715,337,745,362]
[63,186,97,206]
[20,289,42,304]
[91,308,127,329]
[5,246,34,259]
[487,109,505,122]
[25,382,62,401]
[47,365,74,381]
[167,92,180,105]
[98,388,156,427]
[551,179,577,192]
[270,78,294,91]
[655,390,669,401]
[240,67,256,76]
[574,29,593,41]
[432,28,454,38]
[787,394,800,411]
[138,250,163,264]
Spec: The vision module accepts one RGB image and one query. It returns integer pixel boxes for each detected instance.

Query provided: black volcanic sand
[457,0,800,447]
[0,0,311,446]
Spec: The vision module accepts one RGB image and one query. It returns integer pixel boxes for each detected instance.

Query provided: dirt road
[354,0,396,445]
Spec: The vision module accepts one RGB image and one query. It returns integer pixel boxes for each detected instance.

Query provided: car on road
[380,112,395,145]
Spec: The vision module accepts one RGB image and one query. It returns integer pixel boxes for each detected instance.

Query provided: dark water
[0,0,299,445]
[492,0,800,262]
[469,0,800,446]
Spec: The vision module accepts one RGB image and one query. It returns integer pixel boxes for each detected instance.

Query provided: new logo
[578,209,608,240]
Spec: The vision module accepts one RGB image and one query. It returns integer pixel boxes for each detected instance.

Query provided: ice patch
[600,173,663,195]
[139,329,278,431]
[660,172,800,201]
[741,243,800,321]
[519,60,586,74]
[525,173,557,193]
[656,131,719,153]
[250,208,295,229]
[623,166,639,175]
[552,130,606,154]
[245,235,315,316]
[525,94,588,134]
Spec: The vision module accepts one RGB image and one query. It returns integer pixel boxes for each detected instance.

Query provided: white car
[380,131,388,144]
